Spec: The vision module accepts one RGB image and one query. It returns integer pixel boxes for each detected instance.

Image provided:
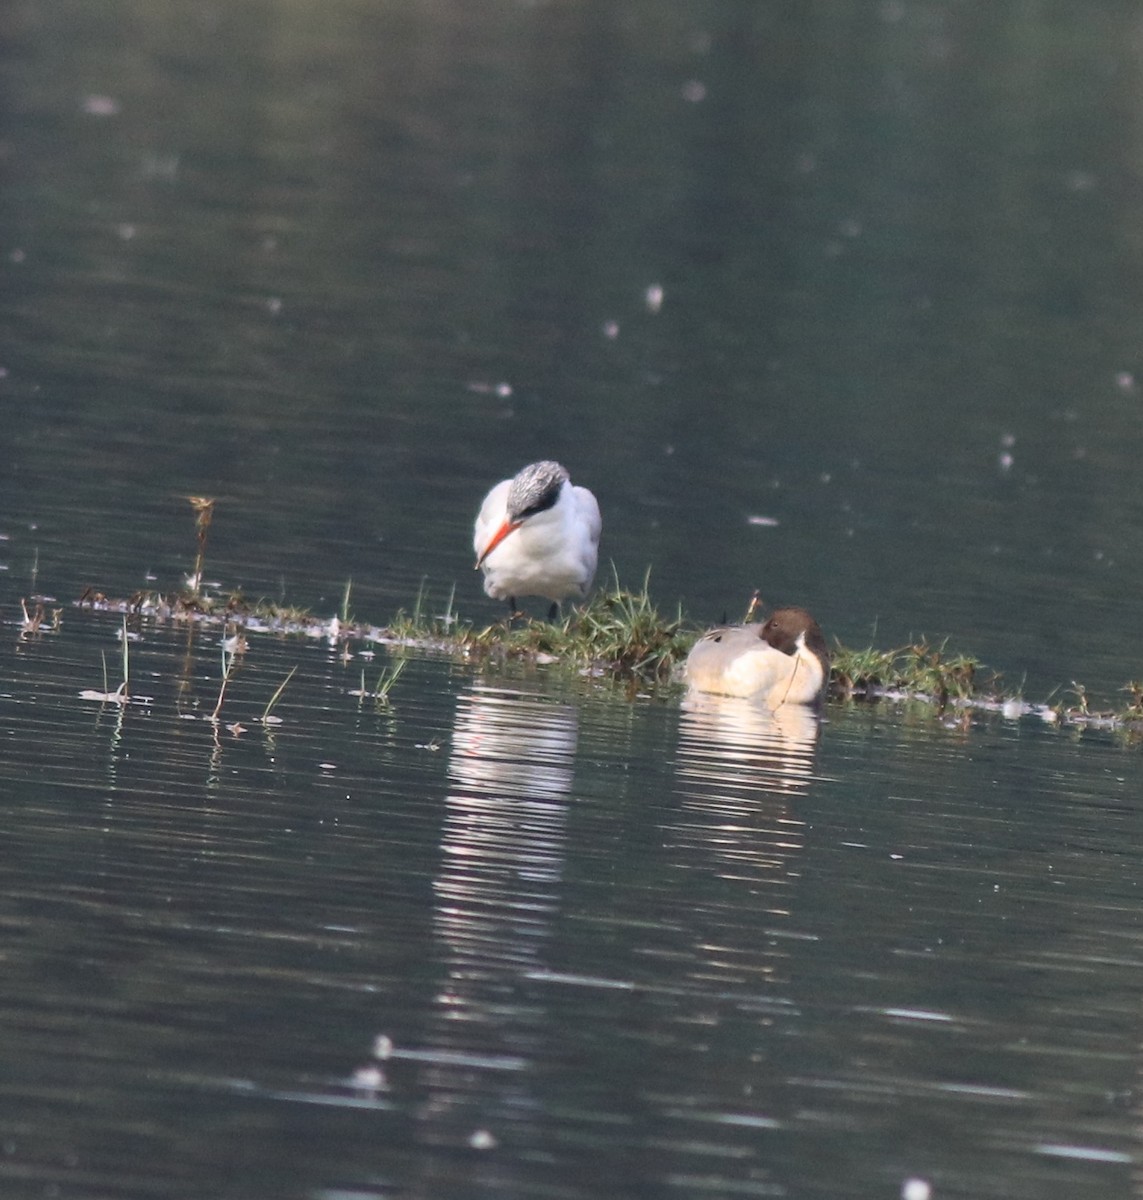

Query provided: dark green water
[2,1,1143,1197]
[1,618,1140,1199]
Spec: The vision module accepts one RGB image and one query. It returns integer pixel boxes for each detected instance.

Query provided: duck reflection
[412,681,578,1154]
[677,690,820,803]
[669,691,823,986]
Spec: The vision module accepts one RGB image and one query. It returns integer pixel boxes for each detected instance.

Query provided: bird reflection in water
[437,682,576,962]
[414,682,578,1155]
[669,691,823,988]
[678,690,820,801]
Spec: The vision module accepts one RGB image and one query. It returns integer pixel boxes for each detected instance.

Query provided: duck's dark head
[761,607,829,669]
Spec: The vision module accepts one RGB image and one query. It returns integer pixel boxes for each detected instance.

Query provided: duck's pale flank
[684,606,830,708]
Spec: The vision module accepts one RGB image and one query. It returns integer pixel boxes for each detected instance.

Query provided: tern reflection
[669,691,823,986]
[414,682,578,1149]
[440,681,576,930]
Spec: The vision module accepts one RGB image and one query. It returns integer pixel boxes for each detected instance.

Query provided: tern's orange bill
[474,518,521,568]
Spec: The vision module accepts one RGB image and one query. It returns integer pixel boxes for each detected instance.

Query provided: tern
[474,460,602,619]
[684,606,830,708]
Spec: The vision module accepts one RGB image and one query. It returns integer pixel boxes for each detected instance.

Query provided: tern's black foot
[547,601,561,623]
[505,598,523,627]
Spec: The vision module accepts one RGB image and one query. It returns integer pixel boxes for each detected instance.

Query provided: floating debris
[466,380,513,397]
[350,1064,388,1093]
[79,685,129,705]
[81,94,121,116]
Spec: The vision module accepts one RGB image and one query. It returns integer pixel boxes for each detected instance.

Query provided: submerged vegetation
[57,498,1143,737]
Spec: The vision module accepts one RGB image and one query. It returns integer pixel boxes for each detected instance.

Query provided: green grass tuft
[462,569,689,681]
[830,639,990,705]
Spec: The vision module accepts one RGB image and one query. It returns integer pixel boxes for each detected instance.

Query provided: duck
[684,606,830,708]
[474,460,602,619]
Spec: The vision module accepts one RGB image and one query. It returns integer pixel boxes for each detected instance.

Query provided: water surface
[2,613,1141,1198]
[2,2,1143,1196]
